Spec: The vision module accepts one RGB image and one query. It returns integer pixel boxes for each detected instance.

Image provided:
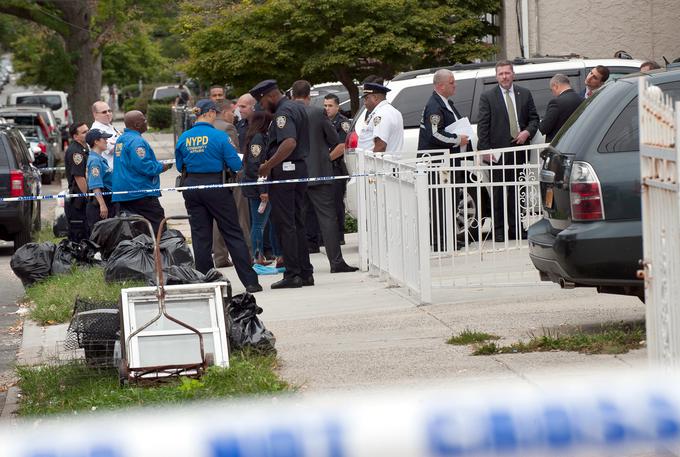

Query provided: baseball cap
[85,128,113,147]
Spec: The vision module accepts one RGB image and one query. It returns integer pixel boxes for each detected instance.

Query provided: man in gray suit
[291,80,358,273]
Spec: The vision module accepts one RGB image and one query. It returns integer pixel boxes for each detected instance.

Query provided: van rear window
[16,95,62,111]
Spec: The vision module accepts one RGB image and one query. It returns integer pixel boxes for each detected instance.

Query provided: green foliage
[147,104,173,129]
[26,266,145,325]
[16,351,290,416]
[11,27,76,91]
[122,97,140,113]
[343,213,358,233]
[471,321,646,356]
[34,224,63,244]
[102,28,173,87]
[447,329,500,345]
[179,0,499,112]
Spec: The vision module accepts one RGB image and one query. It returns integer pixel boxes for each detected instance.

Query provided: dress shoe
[339,239,346,245]
[271,276,303,289]
[214,258,233,268]
[301,275,315,286]
[330,262,359,273]
[245,284,263,293]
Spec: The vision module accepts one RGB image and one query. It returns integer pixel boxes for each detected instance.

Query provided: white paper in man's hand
[444,116,475,154]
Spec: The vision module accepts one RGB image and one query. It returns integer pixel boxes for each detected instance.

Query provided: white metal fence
[639,78,680,368]
[349,144,548,304]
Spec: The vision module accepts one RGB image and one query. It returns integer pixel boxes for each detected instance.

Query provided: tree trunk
[334,67,360,116]
[60,4,101,124]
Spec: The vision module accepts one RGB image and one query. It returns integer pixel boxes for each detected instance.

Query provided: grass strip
[17,351,289,416]
[34,224,64,244]
[472,321,645,356]
[447,329,500,345]
[25,266,144,325]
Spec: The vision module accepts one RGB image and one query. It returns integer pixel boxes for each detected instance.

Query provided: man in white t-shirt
[90,101,121,169]
[356,82,404,155]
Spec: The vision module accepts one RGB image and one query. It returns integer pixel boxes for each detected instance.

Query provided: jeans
[248,198,281,258]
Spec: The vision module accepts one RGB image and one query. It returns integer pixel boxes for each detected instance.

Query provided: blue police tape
[2,372,680,456]
[0,170,413,203]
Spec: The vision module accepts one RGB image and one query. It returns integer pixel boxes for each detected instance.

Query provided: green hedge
[147,104,172,129]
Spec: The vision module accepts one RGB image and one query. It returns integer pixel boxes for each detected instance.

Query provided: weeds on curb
[33,224,63,244]
[472,321,645,356]
[25,266,144,325]
[447,329,500,346]
[16,350,290,416]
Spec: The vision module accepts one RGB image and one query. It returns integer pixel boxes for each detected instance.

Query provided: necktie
[448,100,458,120]
[505,89,519,138]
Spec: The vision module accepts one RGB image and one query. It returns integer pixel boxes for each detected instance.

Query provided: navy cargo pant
[64,196,88,242]
[183,173,259,288]
[269,161,313,280]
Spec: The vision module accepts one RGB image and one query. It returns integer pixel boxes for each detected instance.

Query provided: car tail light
[10,170,24,197]
[345,131,358,150]
[570,161,604,221]
[38,142,47,154]
[64,109,69,121]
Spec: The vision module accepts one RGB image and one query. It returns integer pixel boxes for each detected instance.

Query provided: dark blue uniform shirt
[241,132,268,199]
[266,98,309,162]
[175,122,242,174]
[112,129,164,202]
[87,151,112,191]
[417,91,467,152]
[330,113,351,144]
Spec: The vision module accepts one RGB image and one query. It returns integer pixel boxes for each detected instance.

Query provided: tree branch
[0,2,70,37]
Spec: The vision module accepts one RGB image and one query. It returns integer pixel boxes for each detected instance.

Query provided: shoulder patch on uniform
[115,143,123,157]
[135,147,146,159]
[276,115,287,129]
[250,144,262,158]
[341,121,350,133]
[430,114,441,126]
[73,153,83,165]
[373,116,382,127]
[91,166,100,177]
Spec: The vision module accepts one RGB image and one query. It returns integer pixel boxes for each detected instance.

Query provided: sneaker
[245,284,263,293]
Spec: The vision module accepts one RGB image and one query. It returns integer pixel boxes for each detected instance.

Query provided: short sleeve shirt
[64,141,89,193]
[87,151,112,191]
[357,100,404,154]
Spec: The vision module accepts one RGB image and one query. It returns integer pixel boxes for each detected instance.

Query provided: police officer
[64,122,90,242]
[85,129,117,229]
[112,110,171,235]
[175,99,262,293]
[323,93,351,244]
[417,69,471,252]
[356,82,404,154]
[250,79,313,289]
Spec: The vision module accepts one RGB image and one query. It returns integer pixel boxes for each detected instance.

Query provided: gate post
[415,163,432,304]
[357,150,369,272]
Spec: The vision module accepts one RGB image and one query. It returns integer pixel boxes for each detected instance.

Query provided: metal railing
[350,144,548,304]
[639,77,680,368]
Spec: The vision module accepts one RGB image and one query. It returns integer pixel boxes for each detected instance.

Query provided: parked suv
[528,69,680,300]
[0,124,42,250]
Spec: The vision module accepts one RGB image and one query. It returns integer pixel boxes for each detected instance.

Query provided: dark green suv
[528,69,680,300]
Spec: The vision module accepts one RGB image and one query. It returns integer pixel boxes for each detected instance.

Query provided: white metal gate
[639,78,680,368]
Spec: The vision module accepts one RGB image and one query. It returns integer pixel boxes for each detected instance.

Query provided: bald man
[91,100,121,169]
[112,110,172,234]
[235,93,256,146]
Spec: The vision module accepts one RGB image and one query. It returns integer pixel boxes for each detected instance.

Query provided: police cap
[196,99,222,115]
[361,82,391,97]
[249,80,278,101]
[85,128,113,147]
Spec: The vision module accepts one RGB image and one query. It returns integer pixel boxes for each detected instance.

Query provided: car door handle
[540,169,555,183]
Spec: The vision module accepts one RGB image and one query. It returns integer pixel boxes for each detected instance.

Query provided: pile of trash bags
[226,293,276,355]
[11,215,222,288]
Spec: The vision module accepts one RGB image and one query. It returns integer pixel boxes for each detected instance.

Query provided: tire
[455,188,481,242]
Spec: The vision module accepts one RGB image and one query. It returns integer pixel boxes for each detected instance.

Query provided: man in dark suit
[291,80,358,274]
[477,60,539,241]
[540,74,583,142]
[418,69,471,251]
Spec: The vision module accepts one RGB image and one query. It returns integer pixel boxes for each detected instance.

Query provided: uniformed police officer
[323,93,351,244]
[85,128,117,229]
[356,82,404,154]
[250,79,314,289]
[64,122,90,242]
[175,99,262,293]
[112,110,171,236]
[417,69,471,252]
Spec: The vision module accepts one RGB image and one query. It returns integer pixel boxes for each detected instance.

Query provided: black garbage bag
[65,297,119,367]
[226,293,276,355]
[159,229,194,267]
[51,239,102,275]
[163,266,225,285]
[10,242,56,286]
[104,234,157,283]
[90,216,148,260]
[52,213,68,237]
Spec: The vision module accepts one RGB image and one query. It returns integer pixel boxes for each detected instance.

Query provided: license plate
[545,188,554,208]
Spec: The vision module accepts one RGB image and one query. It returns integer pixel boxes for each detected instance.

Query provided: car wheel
[455,188,481,242]
[33,201,42,232]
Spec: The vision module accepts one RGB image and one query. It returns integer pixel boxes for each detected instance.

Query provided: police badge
[373,116,382,126]
[276,115,287,129]
[73,153,83,165]
[115,143,123,157]
[430,114,441,126]
[251,144,262,158]
[92,166,100,177]
[136,147,146,158]
[341,121,350,133]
